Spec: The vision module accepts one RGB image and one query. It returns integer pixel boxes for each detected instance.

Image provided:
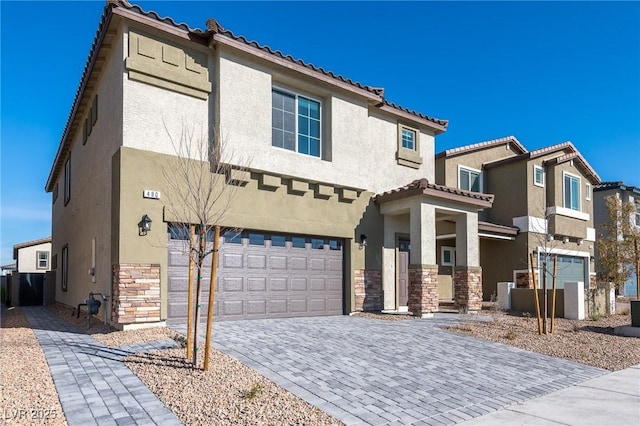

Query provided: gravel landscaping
[1,303,638,425]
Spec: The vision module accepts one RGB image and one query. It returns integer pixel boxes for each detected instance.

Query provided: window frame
[64,157,71,205]
[396,123,422,168]
[61,245,69,292]
[533,165,545,187]
[441,246,455,266]
[36,251,49,270]
[585,183,591,201]
[563,171,581,211]
[271,87,322,158]
[458,165,482,192]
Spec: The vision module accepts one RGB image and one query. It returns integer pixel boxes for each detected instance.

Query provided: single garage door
[544,255,587,290]
[167,228,344,323]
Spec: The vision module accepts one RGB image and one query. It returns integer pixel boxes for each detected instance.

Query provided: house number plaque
[143,189,161,199]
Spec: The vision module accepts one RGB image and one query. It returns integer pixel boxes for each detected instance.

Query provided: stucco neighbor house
[593,181,640,297]
[45,1,493,329]
[435,136,601,299]
[6,237,52,307]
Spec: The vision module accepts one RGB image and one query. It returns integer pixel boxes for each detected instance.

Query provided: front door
[398,239,410,308]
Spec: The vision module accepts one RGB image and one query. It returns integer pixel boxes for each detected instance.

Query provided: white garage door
[544,255,587,289]
[166,228,344,323]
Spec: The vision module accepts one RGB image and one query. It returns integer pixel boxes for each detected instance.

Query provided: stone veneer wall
[515,271,536,289]
[354,269,382,311]
[112,263,161,324]
[454,267,483,312]
[408,266,439,316]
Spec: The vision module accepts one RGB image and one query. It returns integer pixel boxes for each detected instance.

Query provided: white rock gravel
[0,307,67,425]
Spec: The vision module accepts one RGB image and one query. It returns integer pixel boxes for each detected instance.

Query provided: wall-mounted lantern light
[359,234,368,250]
[138,214,152,236]
[563,236,570,244]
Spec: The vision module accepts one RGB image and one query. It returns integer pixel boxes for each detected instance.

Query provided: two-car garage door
[166,229,344,323]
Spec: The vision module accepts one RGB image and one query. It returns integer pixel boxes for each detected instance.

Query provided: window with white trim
[635,201,640,227]
[441,247,455,266]
[563,172,581,211]
[272,89,321,157]
[401,127,416,150]
[458,165,482,192]
[36,251,49,270]
[533,165,544,187]
[585,183,591,201]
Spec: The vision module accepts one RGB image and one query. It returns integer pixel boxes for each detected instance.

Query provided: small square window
[292,237,306,248]
[329,240,341,251]
[271,235,286,247]
[223,230,242,244]
[249,233,265,246]
[459,166,481,192]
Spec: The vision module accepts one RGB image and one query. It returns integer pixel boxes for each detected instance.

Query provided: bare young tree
[162,120,249,369]
[597,195,640,298]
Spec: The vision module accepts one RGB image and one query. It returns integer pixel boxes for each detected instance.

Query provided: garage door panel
[223,254,243,268]
[167,233,343,322]
[310,278,326,291]
[222,277,243,292]
[310,258,326,270]
[291,257,307,270]
[270,277,287,291]
[221,300,243,316]
[247,255,267,269]
[248,277,267,292]
[291,278,308,291]
[290,299,307,312]
[270,256,287,269]
[309,298,326,312]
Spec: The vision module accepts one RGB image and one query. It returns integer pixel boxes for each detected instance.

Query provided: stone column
[112,263,161,325]
[454,266,483,312]
[408,266,439,318]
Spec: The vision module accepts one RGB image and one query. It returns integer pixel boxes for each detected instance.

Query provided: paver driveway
[176,314,606,426]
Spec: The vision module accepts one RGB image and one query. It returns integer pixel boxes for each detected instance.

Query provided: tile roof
[374,178,494,207]
[435,135,526,159]
[594,181,640,194]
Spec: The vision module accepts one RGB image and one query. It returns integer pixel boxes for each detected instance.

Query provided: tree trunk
[204,226,220,371]
[542,257,548,335]
[192,227,206,366]
[186,225,195,360]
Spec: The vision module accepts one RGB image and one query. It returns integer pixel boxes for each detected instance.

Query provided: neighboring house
[593,181,640,297]
[7,238,52,306]
[435,136,601,299]
[45,1,493,329]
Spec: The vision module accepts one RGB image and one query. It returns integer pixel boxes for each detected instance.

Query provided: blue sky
[1,1,639,266]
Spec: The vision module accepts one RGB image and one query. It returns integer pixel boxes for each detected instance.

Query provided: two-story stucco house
[435,136,601,299]
[46,1,494,329]
[7,237,52,307]
[593,181,640,297]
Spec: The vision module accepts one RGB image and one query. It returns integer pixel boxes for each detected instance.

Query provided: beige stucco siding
[485,161,528,226]
[217,48,435,194]
[17,243,52,273]
[52,29,125,311]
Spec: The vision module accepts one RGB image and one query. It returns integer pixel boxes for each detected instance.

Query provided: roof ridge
[437,135,527,158]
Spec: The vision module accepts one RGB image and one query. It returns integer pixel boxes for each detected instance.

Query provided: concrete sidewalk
[21,307,182,426]
[458,364,640,425]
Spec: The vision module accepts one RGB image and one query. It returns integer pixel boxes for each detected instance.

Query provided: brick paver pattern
[23,307,182,426]
[176,314,607,426]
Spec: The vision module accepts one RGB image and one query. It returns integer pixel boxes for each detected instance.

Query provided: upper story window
[401,127,416,150]
[64,157,71,205]
[396,124,422,168]
[458,165,482,192]
[563,172,581,211]
[635,201,640,226]
[36,251,49,270]
[585,183,591,201]
[271,89,321,157]
[533,165,544,187]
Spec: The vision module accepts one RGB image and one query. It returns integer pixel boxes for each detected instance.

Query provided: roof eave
[376,104,447,134]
